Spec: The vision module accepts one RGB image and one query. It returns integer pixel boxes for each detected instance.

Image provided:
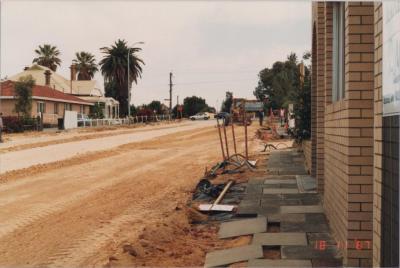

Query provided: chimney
[70,64,77,81]
[44,70,51,86]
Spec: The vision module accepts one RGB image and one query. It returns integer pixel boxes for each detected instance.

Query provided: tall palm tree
[32,44,61,71]
[73,51,98,80]
[99,39,144,117]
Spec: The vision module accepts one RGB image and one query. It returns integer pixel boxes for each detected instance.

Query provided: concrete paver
[263,188,299,194]
[281,213,306,223]
[212,149,342,267]
[296,175,317,193]
[264,179,297,184]
[252,232,307,246]
[281,221,330,233]
[261,199,301,206]
[236,206,259,217]
[280,205,324,214]
[281,245,339,259]
[204,244,263,268]
[218,217,267,238]
[247,177,265,185]
[247,259,312,267]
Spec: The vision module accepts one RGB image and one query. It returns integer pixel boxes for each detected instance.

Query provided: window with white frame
[332,2,345,101]
[64,103,72,111]
[54,103,59,114]
[37,102,46,114]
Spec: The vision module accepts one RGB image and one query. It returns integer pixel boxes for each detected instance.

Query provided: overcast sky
[1,0,311,109]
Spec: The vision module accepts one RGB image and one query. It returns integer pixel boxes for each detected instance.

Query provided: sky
[1,0,311,110]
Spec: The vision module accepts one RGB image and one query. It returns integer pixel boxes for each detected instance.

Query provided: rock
[108,256,118,261]
[140,240,150,247]
[122,244,138,257]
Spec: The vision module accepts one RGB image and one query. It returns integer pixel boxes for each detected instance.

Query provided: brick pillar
[372,3,383,267]
[345,2,375,267]
[316,2,326,192]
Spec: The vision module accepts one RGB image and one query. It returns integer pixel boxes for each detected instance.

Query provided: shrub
[3,116,25,133]
[2,116,39,132]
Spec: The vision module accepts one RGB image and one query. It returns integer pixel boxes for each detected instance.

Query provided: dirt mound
[106,207,219,267]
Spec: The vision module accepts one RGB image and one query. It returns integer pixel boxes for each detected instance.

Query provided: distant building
[9,64,119,118]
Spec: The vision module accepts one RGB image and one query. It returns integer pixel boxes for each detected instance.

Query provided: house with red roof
[9,64,120,119]
[0,79,92,125]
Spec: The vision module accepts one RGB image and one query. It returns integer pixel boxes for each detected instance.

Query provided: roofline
[0,96,93,106]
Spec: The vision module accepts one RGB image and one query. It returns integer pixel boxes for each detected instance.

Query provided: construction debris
[198,180,235,212]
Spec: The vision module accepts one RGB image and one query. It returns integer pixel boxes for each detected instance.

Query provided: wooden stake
[222,119,230,158]
[231,122,237,155]
[243,112,248,160]
[216,118,226,161]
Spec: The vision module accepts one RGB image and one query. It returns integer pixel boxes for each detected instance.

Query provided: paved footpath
[0,120,214,174]
[205,149,343,268]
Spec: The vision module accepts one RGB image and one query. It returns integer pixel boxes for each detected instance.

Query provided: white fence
[78,114,173,128]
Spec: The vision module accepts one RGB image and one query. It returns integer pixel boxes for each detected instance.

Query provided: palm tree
[32,44,61,71]
[73,52,98,80]
[99,39,144,117]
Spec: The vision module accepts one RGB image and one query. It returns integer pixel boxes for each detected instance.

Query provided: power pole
[169,72,173,114]
[177,95,179,105]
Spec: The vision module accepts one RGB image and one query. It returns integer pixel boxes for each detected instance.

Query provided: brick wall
[316,2,326,192]
[344,5,375,266]
[312,2,375,266]
[302,140,312,173]
[372,2,383,266]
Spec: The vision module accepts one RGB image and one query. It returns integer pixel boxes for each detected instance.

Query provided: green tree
[253,52,300,110]
[73,51,98,80]
[32,44,61,71]
[14,75,35,117]
[293,54,312,141]
[104,80,118,100]
[147,100,163,114]
[183,96,208,116]
[221,91,233,113]
[130,104,137,116]
[90,102,105,119]
[99,39,144,117]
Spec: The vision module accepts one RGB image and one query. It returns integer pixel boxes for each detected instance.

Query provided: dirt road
[0,121,214,174]
[0,121,260,267]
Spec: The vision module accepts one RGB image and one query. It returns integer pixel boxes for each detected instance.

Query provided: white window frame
[64,103,72,111]
[37,101,46,114]
[54,103,59,115]
[332,2,345,102]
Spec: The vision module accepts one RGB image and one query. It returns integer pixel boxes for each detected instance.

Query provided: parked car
[190,113,210,120]
[77,113,90,127]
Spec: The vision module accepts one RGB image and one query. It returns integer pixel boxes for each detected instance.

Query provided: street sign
[244,101,263,112]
